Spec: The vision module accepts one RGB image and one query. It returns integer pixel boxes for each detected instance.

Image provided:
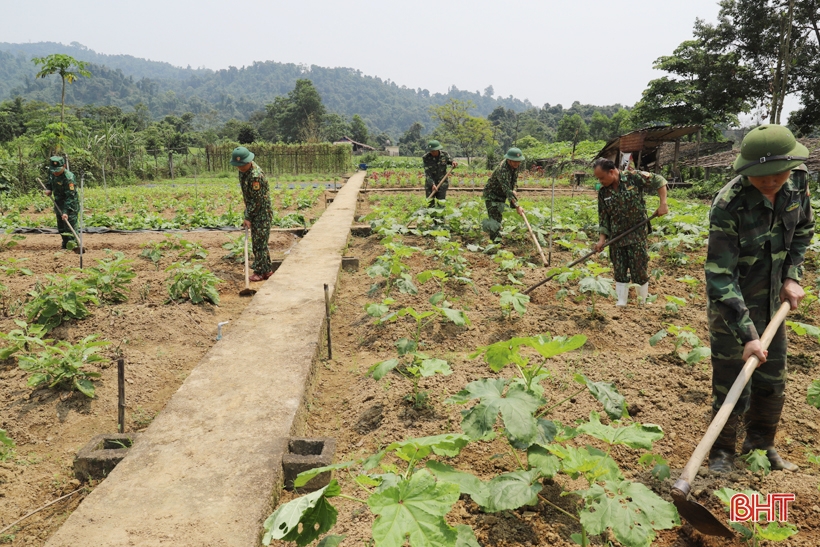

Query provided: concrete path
[45,172,366,547]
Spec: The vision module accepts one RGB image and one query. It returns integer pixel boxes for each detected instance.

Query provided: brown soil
[0,230,298,546]
[285,231,820,547]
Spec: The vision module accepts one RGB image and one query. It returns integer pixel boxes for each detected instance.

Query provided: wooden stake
[118,358,125,433]
[324,284,332,360]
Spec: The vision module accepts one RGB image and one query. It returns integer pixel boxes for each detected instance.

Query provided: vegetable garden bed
[267,192,820,547]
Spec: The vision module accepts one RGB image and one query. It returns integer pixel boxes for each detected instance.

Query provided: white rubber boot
[615,282,629,307]
[637,282,649,304]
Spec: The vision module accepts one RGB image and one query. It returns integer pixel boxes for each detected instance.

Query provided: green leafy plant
[638,453,671,481]
[578,263,613,317]
[25,274,99,332]
[82,251,136,303]
[0,257,33,276]
[0,320,50,360]
[366,236,420,296]
[714,488,798,545]
[490,285,529,319]
[18,335,109,398]
[807,379,820,408]
[221,234,245,263]
[664,295,687,314]
[650,324,711,365]
[139,241,165,270]
[0,428,14,461]
[742,449,772,475]
[0,230,25,251]
[368,349,452,410]
[787,320,820,345]
[797,286,817,317]
[166,262,221,305]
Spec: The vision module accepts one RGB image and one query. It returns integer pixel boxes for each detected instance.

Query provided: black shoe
[708,412,739,474]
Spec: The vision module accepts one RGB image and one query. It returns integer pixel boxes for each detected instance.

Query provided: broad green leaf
[787,320,820,342]
[638,453,670,481]
[366,302,389,318]
[649,329,667,346]
[454,379,544,445]
[579,480,679,547]
[480,469,542,513]
[527,334,587,359]
[74,378,96,398]
[577,411,663,449]
[713,487,758,506]
[367,470,460,547]
[468,337,532,372]
[355,474,382,488]
[742,449,771,475]
[395,274,418,295]
[295,461,357,488]
[262,480,341,545]
[454,525,480,547]
[367,358,400,380]
[426,461,488,506]
[664,295,686,307]
[0,428,14,449]
[683,346,711,365]
[386,434,471,462]
[807,379,820,408]
[549,444,623,483]
[416,358,452,377]
[576,374,627,420]
[429,292,446,305]
[395,338,417,356]
[756,522,798,541]
[362,451,386,471]
[527,445,560,478]
[438,306,470,326]
[316,535,346,547]
[499,291,529,315]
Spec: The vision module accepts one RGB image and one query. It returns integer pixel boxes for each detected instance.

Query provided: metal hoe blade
[671,481,733,538]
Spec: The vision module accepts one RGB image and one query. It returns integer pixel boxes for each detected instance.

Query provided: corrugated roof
[597,125,703,160]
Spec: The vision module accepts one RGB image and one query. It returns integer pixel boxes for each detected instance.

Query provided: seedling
[0,320,50,360]
[25,274,99,332]
[490,284,529,319]
[165,262,221,305]
[0,429,14,461]
[82,251,136,303]
[649,324,711,365]
[664,295,687,314]
[0,257,33,276]
[578,263,613,317]
[368,350,452,410]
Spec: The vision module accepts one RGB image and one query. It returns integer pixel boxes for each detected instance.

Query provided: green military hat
[504,147,525,162]
[733,124,808,176]
[48,156,65,173]
[230,146,254,166]
[427,140,443,151]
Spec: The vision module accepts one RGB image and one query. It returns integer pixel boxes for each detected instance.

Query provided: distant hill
[0,41,534,138]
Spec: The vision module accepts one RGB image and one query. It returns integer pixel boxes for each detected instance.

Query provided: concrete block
[350,224,372,237]
[282,437,336,491]
[74,433,138,481]
[341,257,359,271]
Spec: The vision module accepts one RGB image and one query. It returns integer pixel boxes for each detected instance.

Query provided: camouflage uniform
[422,150,454,205]
[239,162,273,275]
[597,169,667,285]
[482,160,520,241]
[706,175,815,414]
[47,169,79,249]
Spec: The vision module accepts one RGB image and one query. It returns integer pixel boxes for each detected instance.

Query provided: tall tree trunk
[772,0,795,124]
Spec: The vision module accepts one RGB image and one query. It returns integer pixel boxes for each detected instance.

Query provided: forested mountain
[0,41,539,137]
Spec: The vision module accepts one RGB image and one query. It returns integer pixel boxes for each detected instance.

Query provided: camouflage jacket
[422,150,454,185]
[47,170,79,216]
[706,175,815,344]
[483,160,520,205]
[239,162,272,221]
[598,169,667,247]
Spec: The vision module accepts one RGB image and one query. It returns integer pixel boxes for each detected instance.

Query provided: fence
[205,143,352,176]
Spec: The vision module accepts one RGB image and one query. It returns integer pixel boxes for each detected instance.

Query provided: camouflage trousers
[55,209,78,249]
[248,213,272,275]
[709,308,788,415]
[425,180,449,207]
[610,243,649,285]
[483,200,506,242]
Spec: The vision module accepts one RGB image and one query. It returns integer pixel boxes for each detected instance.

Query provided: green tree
[350,114,369,144]
[588,111,614,141]
[430,99,495,165]
[32,54,92,149]
[321,113,349,142]
[555,113,588,142]
[237,123,258,144]
[399,122,426,156]
[260,79,326,143]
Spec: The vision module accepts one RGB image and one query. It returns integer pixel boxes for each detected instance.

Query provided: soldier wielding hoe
[44,156,80,252]
[231,146,274,281]
[592,157,669,306]
[422,140,457,206]
[483,147,526,243]
[706,124,814,474]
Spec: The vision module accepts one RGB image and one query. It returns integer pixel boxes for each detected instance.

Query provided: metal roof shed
[596,125,703,176]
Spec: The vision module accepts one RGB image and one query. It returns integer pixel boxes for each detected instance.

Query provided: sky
[0,0,800,117]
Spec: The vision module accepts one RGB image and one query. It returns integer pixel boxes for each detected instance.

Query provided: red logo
[730,493,795,522]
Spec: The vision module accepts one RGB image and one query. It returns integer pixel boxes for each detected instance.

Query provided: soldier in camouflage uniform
[592,157,669,306]
[706,125,814,474]
[44,156,80,251]
[422,140,457,206]
[231,146,273,281]
[482,148,525,242]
